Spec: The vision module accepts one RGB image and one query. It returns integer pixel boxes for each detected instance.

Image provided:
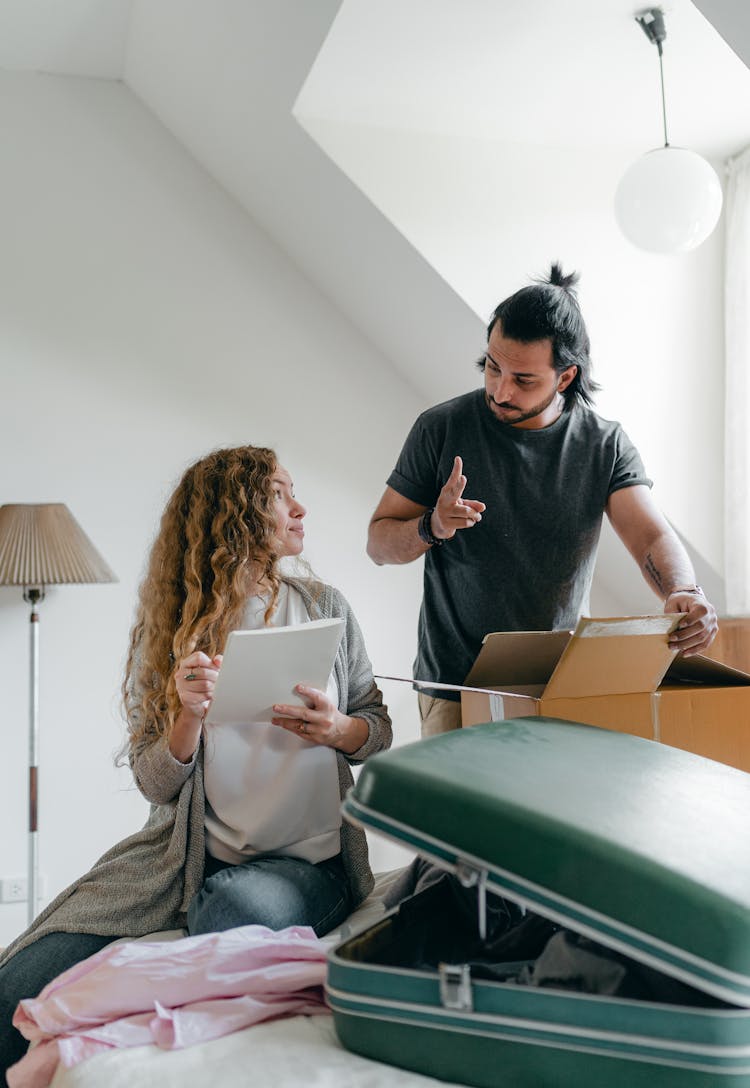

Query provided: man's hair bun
[547,262,580,293]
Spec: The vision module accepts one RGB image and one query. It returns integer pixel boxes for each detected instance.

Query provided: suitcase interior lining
[340,876,732,1009]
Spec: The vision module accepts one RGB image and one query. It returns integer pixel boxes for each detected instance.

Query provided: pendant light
[614,7,723,255]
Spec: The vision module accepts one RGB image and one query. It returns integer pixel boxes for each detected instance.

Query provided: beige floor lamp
[0,504,117,926]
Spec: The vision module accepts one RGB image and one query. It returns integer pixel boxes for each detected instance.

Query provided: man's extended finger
[440,464,466,506]
[445,455,463,489]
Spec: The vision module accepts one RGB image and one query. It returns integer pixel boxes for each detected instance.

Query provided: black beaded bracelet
[417,508,446,547]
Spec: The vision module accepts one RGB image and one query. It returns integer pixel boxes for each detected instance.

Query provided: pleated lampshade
[0,504,117,586]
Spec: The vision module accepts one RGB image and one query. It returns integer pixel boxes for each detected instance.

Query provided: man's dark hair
[478,262,600,408]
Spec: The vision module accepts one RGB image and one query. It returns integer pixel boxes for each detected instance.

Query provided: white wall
[122,0,484,417]
[298,119,726,583]
[0,72,423,946]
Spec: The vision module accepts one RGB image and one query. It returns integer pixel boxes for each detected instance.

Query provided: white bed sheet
[45,870,463,1088]
[49,1015,464,1088]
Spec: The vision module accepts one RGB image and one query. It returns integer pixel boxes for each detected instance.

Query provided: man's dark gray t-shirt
[386,390,652,700]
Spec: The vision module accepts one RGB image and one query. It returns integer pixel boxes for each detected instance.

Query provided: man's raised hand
[431,456,486,540]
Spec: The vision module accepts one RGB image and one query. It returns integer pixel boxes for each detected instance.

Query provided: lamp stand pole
[23,586,43,927]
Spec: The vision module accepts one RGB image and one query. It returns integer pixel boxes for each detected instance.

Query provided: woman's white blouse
[203,582,342,865]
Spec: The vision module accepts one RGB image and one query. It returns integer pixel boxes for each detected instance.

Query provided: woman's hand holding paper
[175,652,223,716]
[169,652,223,763]
[272,684,369,755]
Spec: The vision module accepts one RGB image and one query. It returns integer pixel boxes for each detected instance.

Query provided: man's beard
[484,385,562,426]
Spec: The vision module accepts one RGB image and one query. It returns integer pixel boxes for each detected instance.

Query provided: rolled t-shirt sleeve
[609,427,653,495]
[386,415,441,507]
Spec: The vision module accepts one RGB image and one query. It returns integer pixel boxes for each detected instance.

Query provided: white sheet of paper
[206,617,345,726]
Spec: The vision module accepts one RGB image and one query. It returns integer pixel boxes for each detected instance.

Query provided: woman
[0,445,391,1077]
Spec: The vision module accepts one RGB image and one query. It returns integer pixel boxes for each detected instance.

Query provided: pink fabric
[8,925,329,1088]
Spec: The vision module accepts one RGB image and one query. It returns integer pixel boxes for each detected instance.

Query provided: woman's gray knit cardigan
[0,580,391,966]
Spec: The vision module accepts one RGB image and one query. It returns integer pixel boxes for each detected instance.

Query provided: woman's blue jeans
[187,852,352,937]
[0,930,114,1083]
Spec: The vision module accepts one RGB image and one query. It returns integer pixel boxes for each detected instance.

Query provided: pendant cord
[657,41,669,147]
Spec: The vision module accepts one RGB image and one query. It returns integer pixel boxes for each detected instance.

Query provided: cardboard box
[459,616,750,773]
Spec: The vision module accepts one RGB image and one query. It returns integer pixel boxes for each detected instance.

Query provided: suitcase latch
[454,861,488,941]
[439,963,473,1011]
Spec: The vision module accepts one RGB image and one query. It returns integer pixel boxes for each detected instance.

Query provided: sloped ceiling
[123,0,750,405]
[3,1,748,406]
[296,0,750,158]
[692,0,750,72]
[122,0,482,405]
[0,0,130,77]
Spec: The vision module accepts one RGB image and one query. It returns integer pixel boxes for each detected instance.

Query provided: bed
[49,1012,459,1088]
[11,871,464,1088]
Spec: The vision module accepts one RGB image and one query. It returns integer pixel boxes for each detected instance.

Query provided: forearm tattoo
[644,553,664,593]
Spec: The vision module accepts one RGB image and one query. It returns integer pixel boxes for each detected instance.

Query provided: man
[367,264,718,736]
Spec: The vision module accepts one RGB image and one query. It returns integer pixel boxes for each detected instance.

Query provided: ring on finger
[185,672,197,681]
[299,722,308,735]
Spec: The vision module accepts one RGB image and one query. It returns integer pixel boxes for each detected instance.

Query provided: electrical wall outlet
[0,876,47,903]
[1,877,27,902]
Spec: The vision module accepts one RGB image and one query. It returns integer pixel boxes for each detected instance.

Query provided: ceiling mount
[636,8,667,50]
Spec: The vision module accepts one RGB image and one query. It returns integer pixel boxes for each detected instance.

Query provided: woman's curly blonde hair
[122,445,282,752]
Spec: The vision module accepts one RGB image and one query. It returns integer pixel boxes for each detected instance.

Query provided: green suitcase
[328,718,750,1086]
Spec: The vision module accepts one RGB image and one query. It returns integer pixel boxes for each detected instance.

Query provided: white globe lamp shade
[615,146,723,254]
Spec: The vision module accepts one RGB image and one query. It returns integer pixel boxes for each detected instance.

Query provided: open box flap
[464,630,572,688]
[542,615,681,700]
[665,654,750,687]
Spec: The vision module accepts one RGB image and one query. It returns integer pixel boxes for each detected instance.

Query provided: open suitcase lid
[343,719,750,1007]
